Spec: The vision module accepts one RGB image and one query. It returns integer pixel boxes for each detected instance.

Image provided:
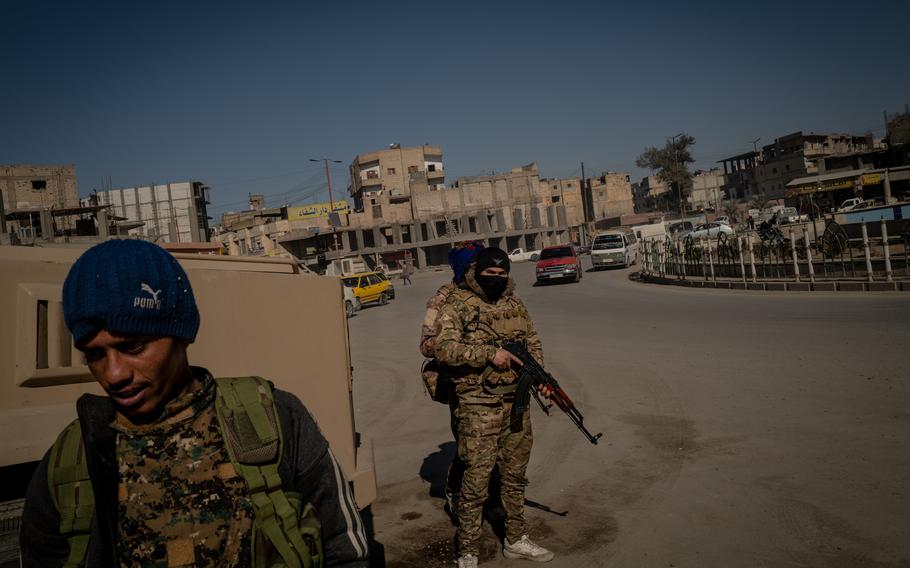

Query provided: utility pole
[580,162,590,247]
[309,158,343,264]
[750,137,761,154]
[669,133,686,222]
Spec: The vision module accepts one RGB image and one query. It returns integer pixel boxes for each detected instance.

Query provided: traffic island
[635,272,909,293]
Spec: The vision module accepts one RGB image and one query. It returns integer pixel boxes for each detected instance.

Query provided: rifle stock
[503,342,602,445]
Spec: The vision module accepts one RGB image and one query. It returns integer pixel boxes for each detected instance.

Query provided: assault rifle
[502,341,603,445]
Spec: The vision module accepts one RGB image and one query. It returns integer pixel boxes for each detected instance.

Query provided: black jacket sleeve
[275,390,369,568]
[20,450,69,567]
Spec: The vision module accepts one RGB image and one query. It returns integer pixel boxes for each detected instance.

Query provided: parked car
[342,284,362,317]
[374,271,396,299]
[508,247,541,262]
[779,207,809,224]
[714,216,731,225]
[837,198,863,212]
[689,222,734,239]
[341,271,394,305]
[667,220,694,238]
[590,230,639,269]
[535,245,582,284]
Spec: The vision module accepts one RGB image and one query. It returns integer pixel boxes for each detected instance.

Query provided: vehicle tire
[345,300,354,318]
[379,292,389,305]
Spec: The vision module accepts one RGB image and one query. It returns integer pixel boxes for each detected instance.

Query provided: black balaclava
[473,247,510,302]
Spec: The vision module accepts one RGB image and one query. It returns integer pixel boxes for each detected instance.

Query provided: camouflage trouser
[446,401,503,513]
[456,400,532,555]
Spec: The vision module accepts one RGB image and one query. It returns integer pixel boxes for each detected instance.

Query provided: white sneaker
[503,535,554,562]
[457,553,478,568]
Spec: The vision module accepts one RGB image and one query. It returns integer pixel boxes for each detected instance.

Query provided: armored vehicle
[0,244,376,564]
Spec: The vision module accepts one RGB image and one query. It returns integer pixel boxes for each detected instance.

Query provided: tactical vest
[47,376,323,568]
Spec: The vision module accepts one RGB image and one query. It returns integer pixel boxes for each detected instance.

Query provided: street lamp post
[309,158,343,264]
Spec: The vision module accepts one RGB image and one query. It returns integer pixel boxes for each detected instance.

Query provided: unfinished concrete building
[589,172,634,220]
[93,181,211,243]
[1,164,85,240]
[277,158,575,270]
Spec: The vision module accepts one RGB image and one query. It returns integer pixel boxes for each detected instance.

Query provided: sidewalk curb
[631,272,908,293]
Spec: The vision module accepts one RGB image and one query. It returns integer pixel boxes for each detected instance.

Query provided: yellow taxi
[341,272,394,306]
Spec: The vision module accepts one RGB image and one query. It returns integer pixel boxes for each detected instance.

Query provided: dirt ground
[349,259,910,567]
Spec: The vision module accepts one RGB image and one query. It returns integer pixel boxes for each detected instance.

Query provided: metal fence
[640,219,910,285]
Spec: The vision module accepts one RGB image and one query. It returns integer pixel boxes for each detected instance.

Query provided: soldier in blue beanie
[20,239,369,568]
[419,241,508,526]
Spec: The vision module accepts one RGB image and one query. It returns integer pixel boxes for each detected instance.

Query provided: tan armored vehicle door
[0,246,375,510]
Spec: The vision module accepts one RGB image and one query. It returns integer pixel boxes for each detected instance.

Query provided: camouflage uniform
[435,270,542,556]
[113,374,254,567]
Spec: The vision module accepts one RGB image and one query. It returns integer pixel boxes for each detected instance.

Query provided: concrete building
[786,143,910,209]
[633,175,670,211]
[1,164,85,240]
[220,147,638,272]
[540,177,583,228]
[589,172,635,220]
[0,164,79,213]
[754,132,875,198]
[885,105,910,146]
[717,151,760,201]
[276,160,573,271]
[348,144,444,213]
[688,169,726,210]
[93,181,211,243]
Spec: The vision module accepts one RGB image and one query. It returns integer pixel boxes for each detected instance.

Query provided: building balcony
[359,175,382,187]
[426,168,444,179]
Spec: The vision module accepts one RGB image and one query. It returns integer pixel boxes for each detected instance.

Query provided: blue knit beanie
[63,240,200,347]
[448,242,483,284]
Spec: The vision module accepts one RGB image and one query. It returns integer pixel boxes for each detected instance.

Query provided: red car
[535,245,582,284]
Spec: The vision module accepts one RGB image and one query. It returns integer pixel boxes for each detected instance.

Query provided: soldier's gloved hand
[491,348,523,370]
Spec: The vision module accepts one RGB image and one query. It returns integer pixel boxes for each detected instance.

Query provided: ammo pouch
[215,377,324,568]
[481,365,519,395]
[421,358,453,404]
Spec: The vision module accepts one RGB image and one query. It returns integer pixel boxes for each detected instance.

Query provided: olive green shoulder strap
[47,419,93,568]
[214,377,322,568]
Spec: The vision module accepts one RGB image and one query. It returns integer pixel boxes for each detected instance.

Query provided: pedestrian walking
[435,247,554,567]
[20,239,368,568]
[401,259,412,285]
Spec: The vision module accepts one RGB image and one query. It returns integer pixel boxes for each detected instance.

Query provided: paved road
[349,259,910,567]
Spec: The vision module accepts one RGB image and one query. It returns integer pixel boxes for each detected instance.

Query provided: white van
[591,230,639,269]
[633,222,669,242]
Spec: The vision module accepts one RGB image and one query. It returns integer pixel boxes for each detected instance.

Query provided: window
[551,196,560,203]
[367,274,382,285]
[567,183,573,188]
[31,180,47,190]
[342,277,358,288]
[540,247,574,259]
[408,165,418,174]
[592,235,623,250]
[366,171,379,179]
[427,164,436,172]
[387,167,396,175]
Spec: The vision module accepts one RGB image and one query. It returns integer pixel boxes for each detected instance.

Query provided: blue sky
[3,0,908,218]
